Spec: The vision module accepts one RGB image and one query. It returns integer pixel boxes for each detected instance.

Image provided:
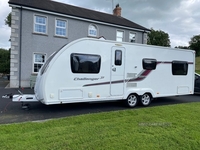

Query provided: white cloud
[0,25,10,49]
[0,0,11,49]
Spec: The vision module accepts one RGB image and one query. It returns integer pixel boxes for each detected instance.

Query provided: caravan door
[110,47,125,96]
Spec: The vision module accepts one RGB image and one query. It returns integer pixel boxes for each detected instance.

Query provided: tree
[5,12,11,42]
[147,28,170,47]
[5,12,11,27]
[175,46,189,49]
[0,49,10,74]
[189,35,200,56]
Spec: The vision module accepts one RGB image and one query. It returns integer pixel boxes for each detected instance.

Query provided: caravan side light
[115,44,122,46]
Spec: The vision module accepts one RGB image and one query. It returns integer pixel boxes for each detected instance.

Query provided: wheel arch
[124,89,155,99]
[142,92,153,98]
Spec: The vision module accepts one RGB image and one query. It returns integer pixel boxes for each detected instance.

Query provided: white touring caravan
[3,38,195,108]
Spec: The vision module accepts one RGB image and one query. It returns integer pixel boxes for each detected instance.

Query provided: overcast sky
[0,0,200,49]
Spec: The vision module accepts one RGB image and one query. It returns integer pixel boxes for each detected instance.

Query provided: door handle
[112,67,116,72]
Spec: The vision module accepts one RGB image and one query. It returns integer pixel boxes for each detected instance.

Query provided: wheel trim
[141,94,151,105]
[128,95,137,107]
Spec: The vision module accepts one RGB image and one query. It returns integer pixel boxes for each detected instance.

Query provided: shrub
[0,48,10,74]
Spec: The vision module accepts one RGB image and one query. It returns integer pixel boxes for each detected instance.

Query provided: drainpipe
[19,6,22,88]
[142,31,144,44]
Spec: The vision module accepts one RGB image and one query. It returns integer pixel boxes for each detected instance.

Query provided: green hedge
[0,49,10,74]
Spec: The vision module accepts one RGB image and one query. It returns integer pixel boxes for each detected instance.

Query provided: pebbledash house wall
[10,7,147,88]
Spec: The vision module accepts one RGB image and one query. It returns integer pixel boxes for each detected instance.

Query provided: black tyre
[140,93,152,106]
[126,94,138,108]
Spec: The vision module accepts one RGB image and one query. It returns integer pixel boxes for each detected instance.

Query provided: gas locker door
[110,47,125,96]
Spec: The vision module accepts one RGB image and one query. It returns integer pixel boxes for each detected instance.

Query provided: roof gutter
[9,4,149,33]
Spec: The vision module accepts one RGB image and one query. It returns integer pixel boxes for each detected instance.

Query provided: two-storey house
[8,0,149,88]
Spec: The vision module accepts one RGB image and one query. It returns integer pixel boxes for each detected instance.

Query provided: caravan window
[172,61,188,75]
[71,53,101,74]
[143,59,157,70]
[115,50,122,66]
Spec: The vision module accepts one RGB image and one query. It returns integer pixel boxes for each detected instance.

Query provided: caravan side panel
[123,44,195,98]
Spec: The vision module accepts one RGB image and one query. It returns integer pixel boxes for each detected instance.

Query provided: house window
[33,53,46,73]
[55,19,67,37]
[88,24,98,37]
[34,15,47,34]
[71,53,101,74]
[143,59,157,70]
[129,32,136,43]
[172,61,188,75]
[116,30,124,42]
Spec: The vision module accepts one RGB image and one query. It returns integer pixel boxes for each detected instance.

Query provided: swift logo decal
[74,76,105,81]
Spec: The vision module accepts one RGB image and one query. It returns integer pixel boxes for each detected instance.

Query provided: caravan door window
[172,61,188,75]
[115,50,122,66]
[71,53,101,73]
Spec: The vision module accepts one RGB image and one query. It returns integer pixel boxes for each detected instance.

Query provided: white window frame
[88,24,98,37]
[129,32,136,43]
[55,18,68,37]
[33,14,48,34]
[116,30,124,42]
[33,53,47,73]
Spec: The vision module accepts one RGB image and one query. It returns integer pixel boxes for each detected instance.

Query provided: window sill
[87,36,98,38]
[54,35,68,39]
[32,32,48,36]
[31,73,38,75]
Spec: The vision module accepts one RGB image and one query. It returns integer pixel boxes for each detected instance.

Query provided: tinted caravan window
[143,59,157,70]
[172,61,188,75]
[71,53,101,73]
[115,50,122,66]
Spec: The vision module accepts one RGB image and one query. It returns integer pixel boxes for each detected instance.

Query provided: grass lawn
[0,102,200,150]
[196,56,200,74]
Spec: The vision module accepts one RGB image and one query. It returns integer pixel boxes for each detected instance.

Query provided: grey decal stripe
[83,61,193,87]
[83,70,152,87]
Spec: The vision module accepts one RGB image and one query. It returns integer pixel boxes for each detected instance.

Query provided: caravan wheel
[126,94,138,108]
[140,93,152,106]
